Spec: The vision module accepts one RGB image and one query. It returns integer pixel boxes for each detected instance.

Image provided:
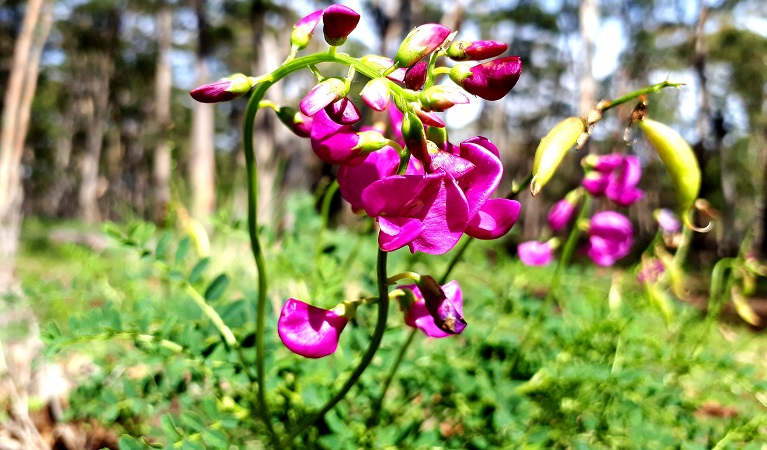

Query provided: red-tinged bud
[416,275,467,334]
[401,111,429,165]
[446,40,508,61]
[361,78,391,111]
[300,78,348,117]
[190,73,254,103]
[413,107,444,128]
[276,106,313,138]
[404,61,427,90]
[393,23,452,68]
[322,4,360,46]
[450,56,522,101]
[324,97,360,125]
[291,9,323,51]
[419,85,469,112]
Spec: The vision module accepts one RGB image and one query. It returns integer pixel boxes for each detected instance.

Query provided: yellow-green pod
[637,118,701,230]
[530,117,586,196]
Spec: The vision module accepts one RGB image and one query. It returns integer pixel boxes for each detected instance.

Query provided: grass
[15,198,767,449]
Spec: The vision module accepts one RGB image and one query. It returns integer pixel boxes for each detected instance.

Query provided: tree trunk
[579,0,598,135]
[154,0,173,224]
[0,0,52,290]
[189,0,216,221]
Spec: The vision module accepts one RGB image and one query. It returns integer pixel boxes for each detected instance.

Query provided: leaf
[202,429,228,448]
[161,413,182,440]
[204,274,229,302]
[189,258,210,284]
[180,440,205,450]
[103,222,124,241]
[155,231,173,261]
[175,237,192,265]
[179,411,205,432]
[117,435,143,450]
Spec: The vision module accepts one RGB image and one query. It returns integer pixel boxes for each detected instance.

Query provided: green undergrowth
[17,196,767,449]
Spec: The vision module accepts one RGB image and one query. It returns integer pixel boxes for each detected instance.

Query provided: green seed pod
[530,117,586,196]
[637,118,701,230]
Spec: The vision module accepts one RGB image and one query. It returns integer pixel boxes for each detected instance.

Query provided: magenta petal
[324,97,361,125]
[411,175,469,254]
[582,171,609,196]
[362,175,436,218]
[278,298,347,358]
[415,109,445,128]
[300,82,340,117]
[457,137,504,220]
[378,217,425,252]
[585,211,634,266]
[548,199,576,232]
[400,280,463,338]
[518,241,554,266]
[429,151,475,179]
[466,198,520,239]
[338,147,400,211]
[310,109,362,165]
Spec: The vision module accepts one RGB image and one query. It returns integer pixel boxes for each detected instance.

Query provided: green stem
[600,80,685,113]
[314,179,339,262]
[370,172,534,424]
[281,250,390,446]
[183,283,238,348]
[693,258,733,356]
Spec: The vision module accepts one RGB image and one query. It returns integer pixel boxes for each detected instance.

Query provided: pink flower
[190,74,253,103]
[548,190,581,232]
[322,4,360,46]
[585,211,634,266]
[337,146,401,212]
[518,240,555,266]
[309,109,362,165]
[581,154,644,207]
[655,208,681,234]
[398,279,465,337]
[637,258,664,283]
[291,10,323,50]
[450,56,522,101]
[275,106,313,138]
[324,97,360,125]
[394,24,452,68]
[446,40,508,61]
[419,85,470,112]
[278,298,348,358]
[300,78,347,117]
[361,78,391,111]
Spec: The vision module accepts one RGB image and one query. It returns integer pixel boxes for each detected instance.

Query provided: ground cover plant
[6,2,767,449]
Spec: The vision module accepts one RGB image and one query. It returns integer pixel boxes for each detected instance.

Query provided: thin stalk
[183,283,237,348]
[599,80,685,113]
[314,179,339,262]
[281,250,390,446]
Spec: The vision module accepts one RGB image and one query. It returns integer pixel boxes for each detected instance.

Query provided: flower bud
[449,56,522,101]
[300,77,348,117]
[324,97,360,125]
[404,61,427,90]
[353,130,390,153]
[413,107,445,128]
[548,189,581,232]
[518,240,557,267]
[394,24,451,68]
[359,55,407,82]
[360,78,391,111]
[290,9,323,51]
[416,275,467,334]
[446,40,508,61]
[419,85,469,112]
[654,208,681,234]
[276,106,312,138]
[637,118,701,230]
[190,73,254,103]
[530,117,587,196]
[401,111,429,164]
[322,4,360,46]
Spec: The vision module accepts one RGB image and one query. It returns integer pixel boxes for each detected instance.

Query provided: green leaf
[204,274,229,302]
[202,429,228,448]
[175,237,191,265]
[180,440,205,450]
[155,231,173,261]
[103,222,124,241]
[189,258,210,284]
[161,413,182,440]
[118,435,144,450]
[179,411,205,432]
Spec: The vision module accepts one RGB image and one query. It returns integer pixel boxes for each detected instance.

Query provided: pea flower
[548,189,581,232]
[581,154,644,207]
[275,106,313,138]
[324,97,361,125]
[398,279,465,337]
[518,240,556,266]
[585,211,634,266]
[449,56,522,101]
[300,78,348,117]
[404,61,428,90]
[278,298,351,358]
[322,4,360,46]
[446,40,508,61]
[393,23,451,68]
[190,73,254,103]
[290,10,323,51]
[360,78,391,111]
[310,109,362,165]
[419,85,470,112]
[654,208,681,234]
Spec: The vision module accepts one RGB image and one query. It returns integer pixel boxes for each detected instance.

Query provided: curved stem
[281,250,390,446]
[599,80,684,113]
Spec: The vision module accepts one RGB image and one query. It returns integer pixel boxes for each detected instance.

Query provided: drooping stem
[282,249,390,446]
[598,80,685,113]
[183,283,237,348]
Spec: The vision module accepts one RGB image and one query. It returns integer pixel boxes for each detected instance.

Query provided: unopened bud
[401,111,429,165]
[419,85,469,112]
[530,117,587,196]
[446,40,507,61]
[393,23,451,68]
[290,10,323,51]
[190,73,254,103]
[360,78,391,111]
[416,275,467,334]
[276,106,312,138]
[353,130,390,152]
[404,61,428,90]
[300,78,348,117]
[322,4,360,46]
